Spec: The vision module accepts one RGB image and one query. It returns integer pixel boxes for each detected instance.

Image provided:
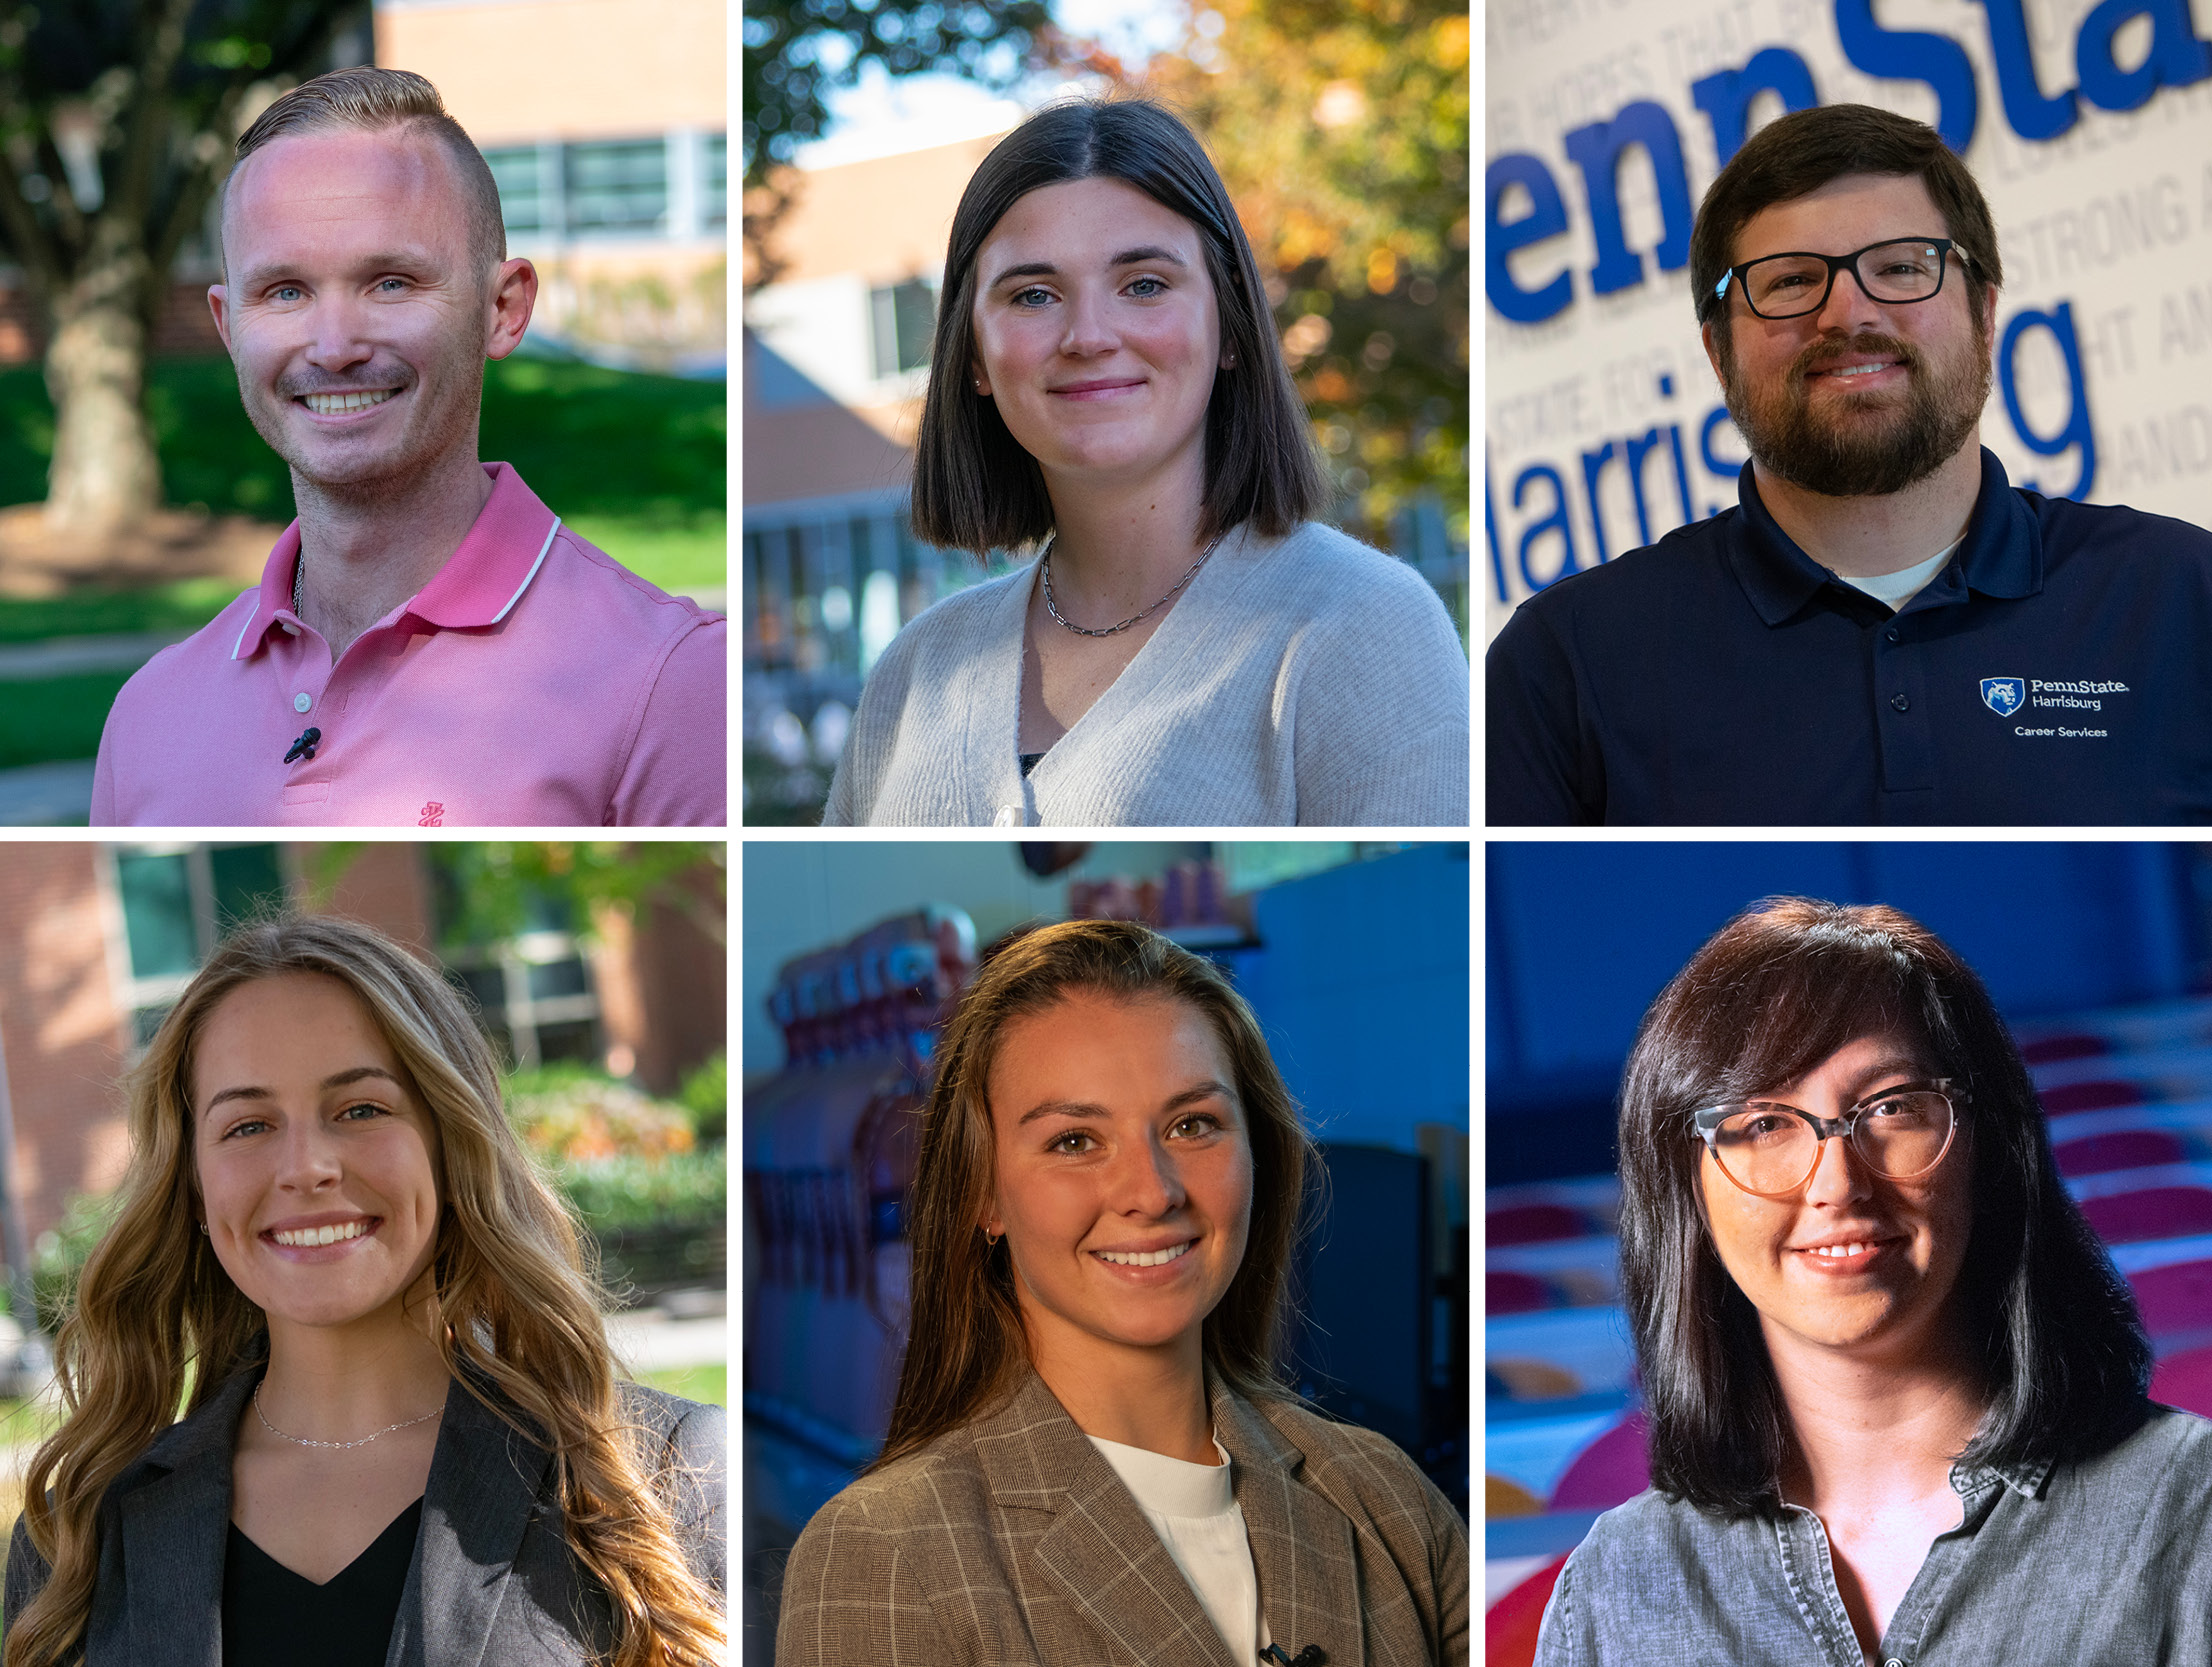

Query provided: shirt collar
[1724,447,2043,628]
[1951,1451,2053,1502]
[230,463,560,661]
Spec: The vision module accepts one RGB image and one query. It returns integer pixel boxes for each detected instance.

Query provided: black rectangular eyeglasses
[1710,238,1970,321]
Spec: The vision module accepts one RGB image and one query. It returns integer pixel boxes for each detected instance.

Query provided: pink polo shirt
[92,464,725,826]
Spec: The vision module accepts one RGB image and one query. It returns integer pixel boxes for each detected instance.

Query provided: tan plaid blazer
[777,1368,1469,1666]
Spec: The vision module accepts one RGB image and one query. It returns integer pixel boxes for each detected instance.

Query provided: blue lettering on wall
[1512,464,1579,590]
[1979,0,2076,140]
[2075,0,2211,112]
[1833,0,1979,149]
[1563,102,1695,295]
[1700,405,1743,493]
[1484,1,2212,322]
[1579,438,1620,563]
[1999,301,2098,501]
[1489,310,2101,602]
[1691,47,1821,166]
[1486,154,1573,325]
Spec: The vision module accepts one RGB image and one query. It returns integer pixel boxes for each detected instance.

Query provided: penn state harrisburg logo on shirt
[1981,678,2025,716]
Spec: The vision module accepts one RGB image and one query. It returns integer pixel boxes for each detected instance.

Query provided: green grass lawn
[0,670,133,770]
[0,354,724,517]
[634,1362,727,1408]
[0,574,248,646]
[0,354,725,777]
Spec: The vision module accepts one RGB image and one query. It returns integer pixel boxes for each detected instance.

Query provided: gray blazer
[4,1361,726,1666]
[777,1368,1470,1666]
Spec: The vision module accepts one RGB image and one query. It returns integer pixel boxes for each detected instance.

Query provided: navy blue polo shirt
[1487,450,2212,825]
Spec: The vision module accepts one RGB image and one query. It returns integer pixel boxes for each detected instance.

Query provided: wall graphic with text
[1485,0,2212,640]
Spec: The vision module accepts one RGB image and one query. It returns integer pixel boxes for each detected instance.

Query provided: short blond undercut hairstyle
[226,66,507,278]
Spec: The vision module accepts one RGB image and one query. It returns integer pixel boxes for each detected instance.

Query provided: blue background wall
[1488,842,2204,1183]
[1233,840,1471,1151]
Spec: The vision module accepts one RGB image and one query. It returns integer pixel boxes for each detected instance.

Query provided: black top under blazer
[3,1360,726,1666]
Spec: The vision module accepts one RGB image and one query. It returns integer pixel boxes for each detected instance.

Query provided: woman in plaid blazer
[778,919,1469,1666]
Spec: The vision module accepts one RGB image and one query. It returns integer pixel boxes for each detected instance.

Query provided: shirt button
[293,692,313,713]
[1890,693,1911,712]
[1885,1658,1905,1667]
[993,805,1021,828]
[1885,627,1901,642]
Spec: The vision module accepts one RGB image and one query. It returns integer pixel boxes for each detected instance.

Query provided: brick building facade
[0,842,722,1245]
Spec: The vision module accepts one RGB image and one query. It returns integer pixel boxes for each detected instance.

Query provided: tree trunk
[42,220,160,540]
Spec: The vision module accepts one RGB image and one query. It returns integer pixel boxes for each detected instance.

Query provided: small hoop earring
[199,1223,209,1235]
[982,1226,1000,1247]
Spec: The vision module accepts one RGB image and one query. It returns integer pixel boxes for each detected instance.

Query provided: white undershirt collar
[1830,529,1969,612]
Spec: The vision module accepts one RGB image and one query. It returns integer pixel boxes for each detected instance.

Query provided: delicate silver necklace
[291,552,304,617]
[1040,530,1225,637]
[253,1381,442,1451]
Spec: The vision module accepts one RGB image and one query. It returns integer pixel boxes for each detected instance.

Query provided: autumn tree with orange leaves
[1140,0,1469,561]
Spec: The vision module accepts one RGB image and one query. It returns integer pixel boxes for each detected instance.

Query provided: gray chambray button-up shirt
[1534,1402,2212,1666]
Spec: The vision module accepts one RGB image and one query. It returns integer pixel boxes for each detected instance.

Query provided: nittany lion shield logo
[1981,677,2026,716]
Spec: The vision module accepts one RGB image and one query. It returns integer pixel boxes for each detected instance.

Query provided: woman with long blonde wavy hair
[1,914,725,1667]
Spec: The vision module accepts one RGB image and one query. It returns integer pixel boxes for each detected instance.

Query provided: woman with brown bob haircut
[3,915,724,1667]
[820,98,1468,829]
[1537,898,2212,1666]
[778,918,1469,1664]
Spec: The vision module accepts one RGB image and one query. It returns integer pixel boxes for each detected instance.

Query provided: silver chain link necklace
[291,552,304,618]
[1039,530,1225,637]
[253,1381,443,1451]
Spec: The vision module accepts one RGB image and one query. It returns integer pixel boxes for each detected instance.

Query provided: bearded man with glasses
[1488,103,2212,827]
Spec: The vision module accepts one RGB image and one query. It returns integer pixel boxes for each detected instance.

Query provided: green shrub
[677,1053,726,1145]
[32,1190,124,1336]
[507,1071,695,1163]
[554,1149,725,1236]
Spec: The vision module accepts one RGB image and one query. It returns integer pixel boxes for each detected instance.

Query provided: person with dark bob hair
[821,98,1468,828]
[1536,898,2212,1665]
[778,919,1469,1663]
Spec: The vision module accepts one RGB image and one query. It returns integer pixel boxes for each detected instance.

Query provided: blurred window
[703,133,727,228]
[110,843,286,1045]
[484,145,552,238]
[566,139,667,235]
[446,932,599,1072]
[117,852,195,980]
[870,279,936,378]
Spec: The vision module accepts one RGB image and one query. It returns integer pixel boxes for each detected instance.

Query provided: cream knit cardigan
[820,520,1469,827]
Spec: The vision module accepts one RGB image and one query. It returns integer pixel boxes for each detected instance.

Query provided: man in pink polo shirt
[92,66,724,826]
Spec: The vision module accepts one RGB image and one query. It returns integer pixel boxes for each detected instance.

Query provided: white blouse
[1087,1432,1272,1664]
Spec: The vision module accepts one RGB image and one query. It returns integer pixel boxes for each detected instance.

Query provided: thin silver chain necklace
[291,552,304,617]
[1039,530,1225,637]
[253,1381,443,1451]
